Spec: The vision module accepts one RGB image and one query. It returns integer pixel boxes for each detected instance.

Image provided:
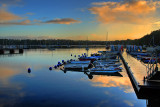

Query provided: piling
[9,49,15,54]
[0,49,4,54]
[19,49,24,53]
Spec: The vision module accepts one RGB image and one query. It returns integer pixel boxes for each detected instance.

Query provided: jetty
[119,52,160,99]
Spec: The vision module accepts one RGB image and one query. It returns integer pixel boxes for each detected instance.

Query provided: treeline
[0,29,160,46]
[0,39,107,45]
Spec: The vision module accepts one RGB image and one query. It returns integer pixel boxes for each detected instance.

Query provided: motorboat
[94,62,122,68]
[69,61,91,64]
[64,61,92,71]
[89,67,122,73]
[78,56,98,62]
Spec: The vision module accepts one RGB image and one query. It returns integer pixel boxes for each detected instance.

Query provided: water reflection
[0,48,147,107]
[60,69,133,93]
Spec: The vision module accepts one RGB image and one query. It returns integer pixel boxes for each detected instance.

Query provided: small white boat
[93,61,115,65]
[94,63,122,68]
[89,67,122,73]
[64,63,89,71]
[70,61,90,64]
[96,59,119,63]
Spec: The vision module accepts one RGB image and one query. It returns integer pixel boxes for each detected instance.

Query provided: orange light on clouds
[90,75,133,93]
[88,0,160,40]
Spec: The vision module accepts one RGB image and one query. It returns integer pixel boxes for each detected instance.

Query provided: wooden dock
[119,53,160,99]
[0,49,23,55]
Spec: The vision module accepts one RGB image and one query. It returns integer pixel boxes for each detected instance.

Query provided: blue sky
[0,0,160,40]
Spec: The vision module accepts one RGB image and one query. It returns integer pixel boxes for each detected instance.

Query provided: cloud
[0,9,22,22]
[90,75,134,93]
[0,8,40,26]
[153,21,160,26]
[44,18,81,24]
[123,100,134,106]
[26,12,34,15]
[0,20,32,25]
[89,0,160,24]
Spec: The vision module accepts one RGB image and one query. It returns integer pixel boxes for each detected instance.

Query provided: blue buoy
[62,60,64,63]
[57,64,60,67]
[71,54,72,56]
[28,68,31,73]
[49,67,52,70]
[74,55,76,57]
[54,65,57,69]
[58,61,61,64]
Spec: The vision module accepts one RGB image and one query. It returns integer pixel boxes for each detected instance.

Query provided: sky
[0,0,160,41]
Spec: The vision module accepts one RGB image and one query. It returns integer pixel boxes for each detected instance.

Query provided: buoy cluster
[53,60,67,69]
[27,53,83,73]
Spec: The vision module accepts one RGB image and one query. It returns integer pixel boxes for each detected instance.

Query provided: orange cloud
[89,0,160,24]
[90,75,133,93]
[123,100,134,106]
[45,18,81,24]
[0,9,22,22]
[0,19,32,25]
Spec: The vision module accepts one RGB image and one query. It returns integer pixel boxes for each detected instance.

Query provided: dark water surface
[0,48,146,107]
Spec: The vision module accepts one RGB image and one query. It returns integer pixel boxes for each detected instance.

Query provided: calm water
[0,48,146,107]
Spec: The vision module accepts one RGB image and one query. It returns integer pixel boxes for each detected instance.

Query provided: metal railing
[146,54,158,80]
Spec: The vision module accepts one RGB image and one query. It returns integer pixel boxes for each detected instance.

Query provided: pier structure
[0,45,24,55]
[119,52,160,99]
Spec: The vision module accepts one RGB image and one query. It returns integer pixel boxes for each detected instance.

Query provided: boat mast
[106,32,108,45]
[87,36,88,47]
[153,35,154,46]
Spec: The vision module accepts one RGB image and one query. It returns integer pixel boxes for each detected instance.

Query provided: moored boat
[89,67,122,73]
[78,56,98,62]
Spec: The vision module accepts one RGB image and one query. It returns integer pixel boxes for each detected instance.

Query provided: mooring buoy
[49,67,52,70]
[28,68,31,73]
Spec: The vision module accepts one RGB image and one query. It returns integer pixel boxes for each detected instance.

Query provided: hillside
[0,30,160,46]
[138,29,160,46]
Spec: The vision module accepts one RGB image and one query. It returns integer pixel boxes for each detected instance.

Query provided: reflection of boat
[61,69,92,79]
[62,69,89,73]
[90,72,123,77]
[86,36,89,51]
